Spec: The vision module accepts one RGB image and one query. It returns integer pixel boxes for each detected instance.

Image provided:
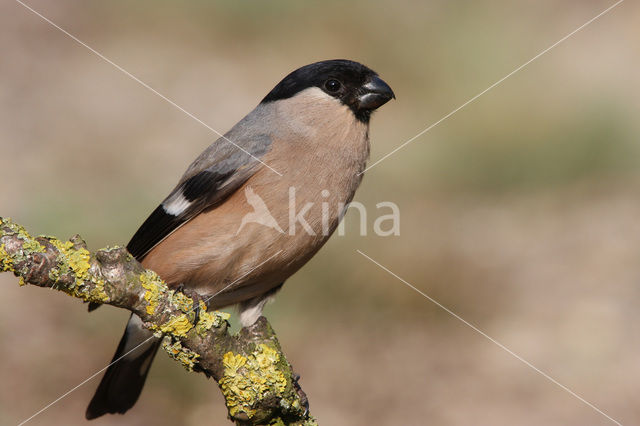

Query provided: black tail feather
[86,315,161,420]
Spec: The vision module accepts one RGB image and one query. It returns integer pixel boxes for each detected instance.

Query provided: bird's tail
[86,314,161,420]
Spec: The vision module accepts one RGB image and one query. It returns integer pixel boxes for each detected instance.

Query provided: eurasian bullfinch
[86,59,394,419]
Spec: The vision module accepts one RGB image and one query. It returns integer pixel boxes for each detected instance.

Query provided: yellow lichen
[0,218,108,303]
[88,278,109,303]
[196,301,230,335]
[0,224,44,272]
[0,244,12,272]
[218,343,288,418]
[224,352,248,373]
[139,270,166,315]
[0,218,28,237]
[50,239,73,255]
[50,240,91,281]
[141,283,232,340]
[22,239,45,254]
[48,237,109,303]
[67,247,91,279]
[156,314,193,337]
[169,289,193,312]
[162,339,200,371]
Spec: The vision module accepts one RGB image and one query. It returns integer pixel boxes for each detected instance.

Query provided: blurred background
[1,1,639,425]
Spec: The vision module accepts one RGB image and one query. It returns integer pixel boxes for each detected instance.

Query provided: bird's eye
[324,79,342,93]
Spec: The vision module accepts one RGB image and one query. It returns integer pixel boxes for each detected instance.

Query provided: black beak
[357,76,395,110]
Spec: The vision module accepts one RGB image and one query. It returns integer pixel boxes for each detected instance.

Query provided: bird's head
[262,59,395,123]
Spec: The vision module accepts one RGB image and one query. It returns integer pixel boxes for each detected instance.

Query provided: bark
[0,217,315,426]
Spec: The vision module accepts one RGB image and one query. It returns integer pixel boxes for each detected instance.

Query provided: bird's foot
[292,371,310,416]
[174,283,202,327]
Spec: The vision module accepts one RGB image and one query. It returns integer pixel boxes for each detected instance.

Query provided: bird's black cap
[262,59,394,122]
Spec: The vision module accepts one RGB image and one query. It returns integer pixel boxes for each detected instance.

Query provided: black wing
[127,133,272,261]
[127,170,231,260]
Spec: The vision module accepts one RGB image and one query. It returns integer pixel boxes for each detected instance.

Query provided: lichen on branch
[0,217,315,425]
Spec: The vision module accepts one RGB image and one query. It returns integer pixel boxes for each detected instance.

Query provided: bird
[85,59,394,419]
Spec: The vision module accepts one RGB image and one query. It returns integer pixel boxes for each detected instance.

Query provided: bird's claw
[174,283,201,327]
[292,371,310,416]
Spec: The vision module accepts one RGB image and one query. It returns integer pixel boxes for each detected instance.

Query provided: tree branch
[0,217,315,425]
